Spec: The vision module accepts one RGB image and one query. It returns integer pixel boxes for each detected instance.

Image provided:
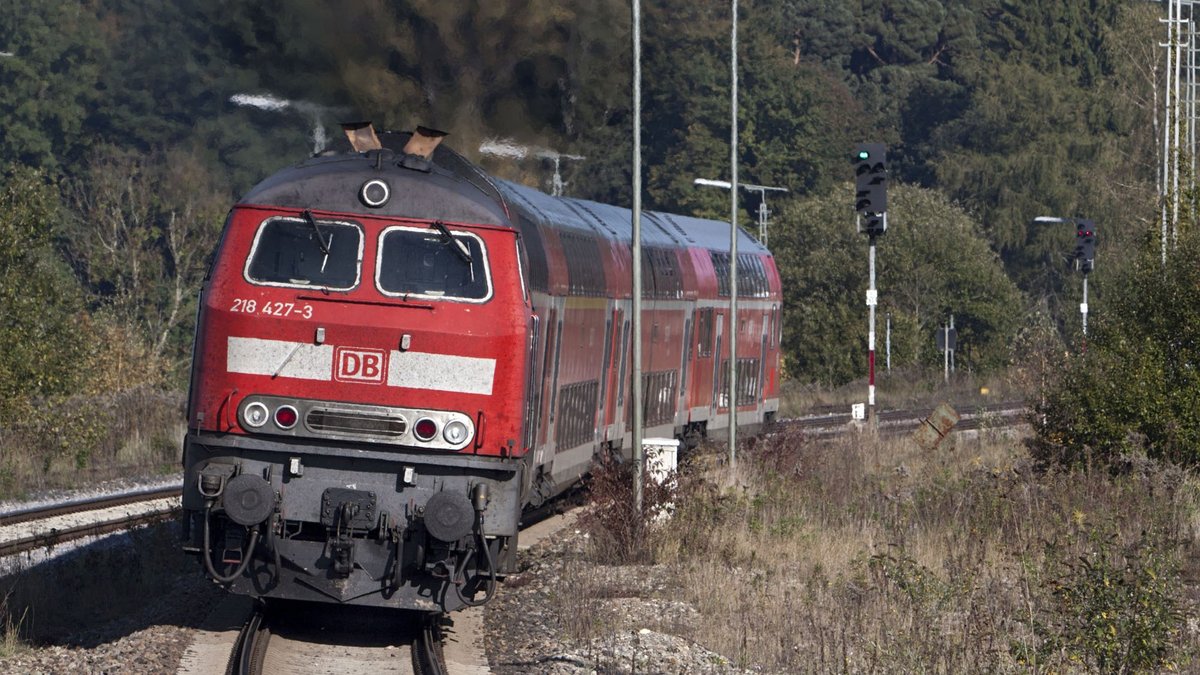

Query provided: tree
[63,145,227,376]
[0,0,106,174]
[1031,225,1200,467]
[0,169,90,423]
[772,182,1023,386]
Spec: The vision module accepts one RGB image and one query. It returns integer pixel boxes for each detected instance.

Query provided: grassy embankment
[564,417,1200,672]
[0,387,183,501]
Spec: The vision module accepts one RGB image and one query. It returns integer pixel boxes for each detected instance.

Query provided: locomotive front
[180,130,530,612]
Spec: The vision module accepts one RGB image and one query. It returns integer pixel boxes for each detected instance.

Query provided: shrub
[1032,226,1200,467]
[578,452,679,564]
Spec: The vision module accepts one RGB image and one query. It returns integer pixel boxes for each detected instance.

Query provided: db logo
[334,347,386,384]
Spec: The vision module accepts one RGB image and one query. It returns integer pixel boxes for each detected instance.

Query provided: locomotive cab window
[376,225,492,302]
[245,216,363,290]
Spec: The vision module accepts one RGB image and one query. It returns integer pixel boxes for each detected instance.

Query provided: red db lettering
[334,347,386,384]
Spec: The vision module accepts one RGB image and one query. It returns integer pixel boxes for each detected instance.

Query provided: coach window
[245,216,363,290]
[697,308,713,357]
[376,226,492,302]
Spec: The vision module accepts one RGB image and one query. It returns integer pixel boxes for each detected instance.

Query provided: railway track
[777,400,1027,438]
[0,484,182,559]
[1,402,1028,561]
[221,601,447,675]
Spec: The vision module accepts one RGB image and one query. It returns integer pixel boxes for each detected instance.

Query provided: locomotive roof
[238,130,768,257]
[238,130,513,226]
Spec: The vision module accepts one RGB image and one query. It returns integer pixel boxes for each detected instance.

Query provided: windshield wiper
[430,220,473,264]
[302,209,332,272]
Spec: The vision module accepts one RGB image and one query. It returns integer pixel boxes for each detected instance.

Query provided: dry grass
[0,592,26,659]
[0,386,183,500]
[576,426,1200,673]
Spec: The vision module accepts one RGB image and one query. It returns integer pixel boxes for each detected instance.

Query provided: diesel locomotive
[180,125,782,612]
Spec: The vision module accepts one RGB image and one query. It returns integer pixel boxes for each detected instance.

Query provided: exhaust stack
[403,126,448,160]
[342,122,382,153]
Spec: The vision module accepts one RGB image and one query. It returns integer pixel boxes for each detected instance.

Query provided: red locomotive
[180,125,782,612]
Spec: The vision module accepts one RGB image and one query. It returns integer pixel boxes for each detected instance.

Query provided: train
[179,125,783,613]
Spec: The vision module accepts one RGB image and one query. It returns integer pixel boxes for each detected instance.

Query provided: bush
[578,452,679,564]
[1032,226,1200,467]
[1019,526,1185,672]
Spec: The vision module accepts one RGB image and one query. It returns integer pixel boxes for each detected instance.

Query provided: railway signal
[854,142,888,427]
[1075,221,1096,273]
[1033,215,1096,341]
[854,143,888,235]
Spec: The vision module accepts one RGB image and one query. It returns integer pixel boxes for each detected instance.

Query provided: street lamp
[693,178,788,246]
[478,139,585,197]
[229,92,348,155]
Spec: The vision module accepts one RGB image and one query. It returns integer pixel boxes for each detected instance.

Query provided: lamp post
[631,0,645,512]
[693,179,789,246]
[728,0,739,469]
[478,139,585,196]
[229,92,347,155]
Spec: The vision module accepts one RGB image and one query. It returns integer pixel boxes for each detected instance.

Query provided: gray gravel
[485,529,753,674]
[0,524,225,675]
[1,517,749,674]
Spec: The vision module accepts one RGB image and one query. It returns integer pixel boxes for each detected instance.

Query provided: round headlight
[443,420,470,445]
[243,402,269,428]
[274,405,299,429]
[360,179,390,207]
[413,417,438,442]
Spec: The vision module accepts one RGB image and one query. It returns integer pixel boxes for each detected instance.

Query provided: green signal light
[857,151,870,160]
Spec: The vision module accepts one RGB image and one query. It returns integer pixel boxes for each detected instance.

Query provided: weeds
[1023,526,1185,672]
[0,386,182,499]
[564,425,1200,672]
[0,592,26,658]
[576,453,679,565]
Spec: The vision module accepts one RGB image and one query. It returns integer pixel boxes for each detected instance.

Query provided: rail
[0,485,182,559]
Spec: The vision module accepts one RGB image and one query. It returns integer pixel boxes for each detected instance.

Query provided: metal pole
[728,0,739,468]
[943,323,949,384]
[631,0,644,513]
[885,312,891,373]
[949,314,955,374]
[867,238,877,427]
[758,198,768,246]
[1190,2,1196,180]
[1081,274,1089,338]
[1163,2,1176,266]
[1175,0,1184,245]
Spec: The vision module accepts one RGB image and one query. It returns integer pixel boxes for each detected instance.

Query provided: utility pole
[694,179,788,248]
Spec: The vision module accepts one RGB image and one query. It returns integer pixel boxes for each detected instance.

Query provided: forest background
[0,1,1179,486]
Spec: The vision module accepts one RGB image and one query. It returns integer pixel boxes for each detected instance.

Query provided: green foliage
[772,182,1022,385]
[0,168,90,424]
[0,1,106,174]
[1032,225,1200,466]
[1022,527,1184,673]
